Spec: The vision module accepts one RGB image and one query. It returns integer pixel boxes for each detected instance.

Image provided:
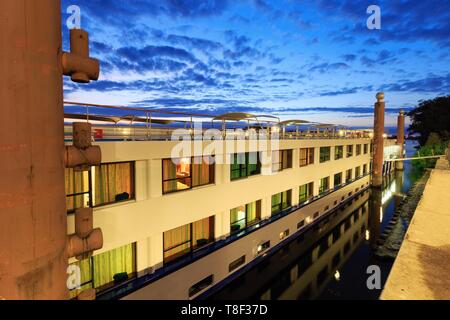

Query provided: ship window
[93,162,135,207]
[229,255,246,272]
[356,144,362,156]
[65,168,90,213]
[69,243,137,298]
[272,149,293,172]
[319,147,331,163]
[271,190,292,215]
[334,172,342,187]
[299,148,314,167]
[230,152,261,180]
[163,216,215,264]
[319,176,330,194]
[346,168,353,183]
[299,182,314,204]
[297,220,305,229]
[346,145,354,157]
[364,143,369,154]
[230,200,261,233]
[334,145,344,160]
[279,229,290,240]
[189,275,214,297]
[163,156,214,194]
[355,166,361,178]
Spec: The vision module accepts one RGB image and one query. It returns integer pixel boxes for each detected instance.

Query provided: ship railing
[64,101,372,142]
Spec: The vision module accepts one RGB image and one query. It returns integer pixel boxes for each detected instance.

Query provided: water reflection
[207,140,420,300]
[209,191,371,300]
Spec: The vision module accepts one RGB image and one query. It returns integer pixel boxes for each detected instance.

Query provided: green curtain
[246,201,259,224]
[163,224,191,261]
[95,163,133,205]
[92,243,135,288]
[68,258,92,299]
[271,193,282,214]
[65,168,89,211]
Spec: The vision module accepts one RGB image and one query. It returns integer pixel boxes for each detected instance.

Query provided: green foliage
[408,96,450,146]
[412,140,448,172]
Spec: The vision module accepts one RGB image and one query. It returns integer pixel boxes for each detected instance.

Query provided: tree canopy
[408,95,450,146]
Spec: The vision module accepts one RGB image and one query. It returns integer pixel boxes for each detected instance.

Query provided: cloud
[380,73,450,93]
[308,62,350,73]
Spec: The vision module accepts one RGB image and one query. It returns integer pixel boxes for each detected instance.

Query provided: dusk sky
[61,0,450,127]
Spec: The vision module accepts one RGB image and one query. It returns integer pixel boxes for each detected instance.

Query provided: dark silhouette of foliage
[408,96,450,146]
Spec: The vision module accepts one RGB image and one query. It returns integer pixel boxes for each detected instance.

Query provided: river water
[208,140,420,300]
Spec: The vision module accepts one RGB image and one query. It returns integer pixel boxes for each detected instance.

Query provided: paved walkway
[381,158,450,300]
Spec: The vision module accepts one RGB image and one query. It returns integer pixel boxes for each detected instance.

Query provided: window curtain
[192,216,214,246]
[282,150,292,169]
[246,201,260,224]
[65,168,89,211]
[271,193,282,214]
[192,157,213,187]
[282,191,290,209]
[92,244,135,288]
[163,224,191,261]
[95,163,133,206]
[68,258,92,299]
[163,159,178,193]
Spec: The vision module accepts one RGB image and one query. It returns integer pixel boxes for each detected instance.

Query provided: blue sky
[61,0,450,127]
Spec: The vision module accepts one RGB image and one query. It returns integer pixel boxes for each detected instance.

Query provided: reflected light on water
[334,270,341,281]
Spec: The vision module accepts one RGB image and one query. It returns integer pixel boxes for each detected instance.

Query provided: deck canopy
[279,119,312,126]
[64,113,187,125]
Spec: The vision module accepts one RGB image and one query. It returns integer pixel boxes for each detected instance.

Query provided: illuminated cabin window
[272,149,293,173]
[319,147,331,163]
[355,166,361,178]
[364,143,369,154]
[334,145,344,160]
[356,144,362,156]
[230,152,261,180]
[93,162,135,207]
[65,168,90,213]
[163,216,215,264]
[299,182,314,204]
[65,162,135,213]
[68,243,136,298]
[319,176,330,194]
[334,172,343,187]
[162,156,215,194]
[346,145,354,157]
[230,200,261,233]
[271,190,292,215]
[299,148,314,167]
[346,168,353,183]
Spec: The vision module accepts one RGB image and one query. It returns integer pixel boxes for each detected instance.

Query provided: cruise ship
[0,1,404,300]
[62,103,399,300]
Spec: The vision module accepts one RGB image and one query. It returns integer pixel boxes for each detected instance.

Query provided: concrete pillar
[0,0,68,299]
[396,110,405,171]
[372,92,385,188]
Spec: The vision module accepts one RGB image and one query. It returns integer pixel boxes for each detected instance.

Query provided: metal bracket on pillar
[62,29,100,83]
[65,122,101,171]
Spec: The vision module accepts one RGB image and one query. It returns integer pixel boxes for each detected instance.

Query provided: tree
[408,95,450,146]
